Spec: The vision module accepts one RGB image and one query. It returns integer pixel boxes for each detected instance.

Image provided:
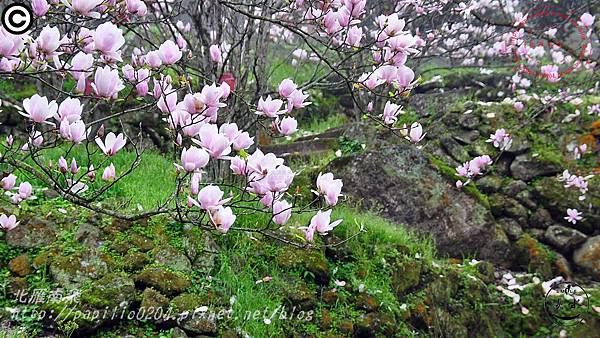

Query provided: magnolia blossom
[315,172,343,206]
[573,144,587,160]
[18,182,33,200]
[190,172,202,195]
[180,146,210,172]
[96,132,126,156]
[579,13,595,28]
[278,117,298,136]
[32,0,50,16]
[229,156,247,176]
[102,163,116,181]
[456,155,493,186]
[210,206,236,233]
[21,94,58,124]
[57,98,83,122]
[278,79,297,98]
[286,89,311,111]
[257,96,284,117]
[564,209,582,224]
[382,101,402,125]
[209,44,222,63]
[58,156,68,173]
[513,101,524,112]
[68,0,103,17]
[158,40,182,65]
[1,174,17,190]
[70,158,79,174]
[35,26,61,58]
[265,165,294,192]
[92,66,125,99]
[94,22,125,59]
[60,120,86,144]
[197,185,230,210]
[193,124,232,159]
[406,122,425,143]
[304,210,343,241]
[487,128,513,151]
[0,214,19,231]
[272,200,292,225]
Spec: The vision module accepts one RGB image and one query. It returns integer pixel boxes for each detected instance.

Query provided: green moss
[428,155,490,209]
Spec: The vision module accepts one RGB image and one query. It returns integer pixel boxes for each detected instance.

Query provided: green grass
[12,143,175,211]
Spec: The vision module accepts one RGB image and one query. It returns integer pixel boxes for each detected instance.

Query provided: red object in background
[219,73,236,92]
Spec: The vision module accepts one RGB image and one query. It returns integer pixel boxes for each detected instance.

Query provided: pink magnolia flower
[70,52,94,91]
[278,117,298,136]
[0,214,19,231]
[265,165,295,192]
[56,98,83,122]
[126,0,147,16]
[102,163,116,181]
[70,158,79,174]
[146,51,162,68]
[396,65,415,87]
[304,210,342,241]
[18,182,33,200]
[194,124,232,159]
[579,13,595,28]
[60,120,86,144]
[58,156,68,173]
[315,172,343,206]
[180,146,210,172]
[1,174,17,190]
[67,0,103,17]
[157,90,178,113]
[247,149,284,176]
[198,84,227,118]
[94,22,125,59]
[487,128,512,150]
[20,94,58,124]
[0,28,25,58]
[159,40,182,65]
[233,132,253,151]
[257,96,284,117]
[209,44,222,63]
[407,122,425,143]
[135,69,151,97]
[278,79,297,98]
[514,101,524,112]
[197,185,230,210]
[210,206,236,233]
[273,200,292,225]
[96,132,126,156]
[382,101,402,125]
[36,26,61,57]
[29,131,44,147]
[345,26,363,47]
[32,0,50,16]
[190,172,202,195]
[92,66,124,99]
[574,144,587,160]
[88,165,96,181]
[230,156,247,176]
[564,209,583,224]
[286,89,311,111]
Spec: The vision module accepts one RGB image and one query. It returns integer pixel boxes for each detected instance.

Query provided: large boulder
[328,143,513,264]
[573,236,600,280]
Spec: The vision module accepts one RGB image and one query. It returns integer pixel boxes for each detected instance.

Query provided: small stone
[453,130,480,144]
[497,218,523,241]
[552,253,572,279]
[476,175,502,193]
[171,327,188,338]
[504,138,530,155]
[459,114,480,129]
[510,153,561,181]
[544,225,587,253]
[573,236,600,280]
[9,254,31,277]
[440,135,470,163]
[134,267,191,295]
[502,180,527,196]
[140,288,170,320]
[75,223,102,248]
[123,251,149,272]
[530,209,553,229]
[153,245,192,273]
[6,219,56,249]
